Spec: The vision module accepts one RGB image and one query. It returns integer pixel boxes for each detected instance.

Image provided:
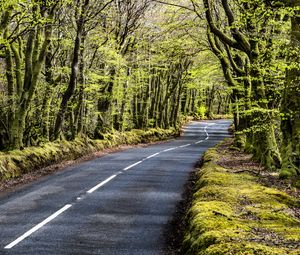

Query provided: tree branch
[203,0,244,52]
[221,0,251,55]
[153,0,195,12]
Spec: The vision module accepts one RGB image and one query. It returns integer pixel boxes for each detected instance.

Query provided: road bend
[0,120,231,255]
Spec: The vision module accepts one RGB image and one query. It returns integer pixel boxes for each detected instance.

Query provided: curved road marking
[163,147,177,152]
[179,144,191,148]
[146,152,160,159]
[4,122,214,249]
[123,161,143,171]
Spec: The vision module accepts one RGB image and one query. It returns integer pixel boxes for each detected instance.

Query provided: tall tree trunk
[94,66,116,137]
[280,2,300,177]
[73,34,87,138]
[54,0,89,139]
[7,4,55,149]
[117,67,131,131]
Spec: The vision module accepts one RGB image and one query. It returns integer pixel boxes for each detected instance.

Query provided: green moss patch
[183,141,300,255]
[0,128,179,181]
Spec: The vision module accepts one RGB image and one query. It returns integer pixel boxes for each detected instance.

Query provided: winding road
[0,120,231,255]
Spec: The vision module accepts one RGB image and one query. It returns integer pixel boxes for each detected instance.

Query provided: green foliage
[183,141,300,255]
[0,128,179,181]
[0,0,231,151]
[195,105,207,120]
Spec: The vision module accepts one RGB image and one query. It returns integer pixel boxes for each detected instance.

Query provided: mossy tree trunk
[94,66,116,136]
[72,33,87,138]
[204,0,281,168]
[42,42,61,141]
[54,0,89,140]
[206,85,216,119]
[280,1,300,177]
[4,3,56,149]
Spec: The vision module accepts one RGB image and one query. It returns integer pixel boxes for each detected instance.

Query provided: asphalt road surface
[0,120,231,255]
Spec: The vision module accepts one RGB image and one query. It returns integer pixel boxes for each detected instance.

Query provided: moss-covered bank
[183,140,300,255]
[0,128,179,181]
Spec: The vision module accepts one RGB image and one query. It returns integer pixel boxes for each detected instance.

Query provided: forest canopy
[0,0,299,178]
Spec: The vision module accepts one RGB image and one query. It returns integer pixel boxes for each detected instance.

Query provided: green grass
[0,128,179,181]
[183,144,300,255]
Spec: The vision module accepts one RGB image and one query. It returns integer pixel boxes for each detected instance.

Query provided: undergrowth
[183,140,300,255]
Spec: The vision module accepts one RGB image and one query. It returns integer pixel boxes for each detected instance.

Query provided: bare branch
[152,0,195,12]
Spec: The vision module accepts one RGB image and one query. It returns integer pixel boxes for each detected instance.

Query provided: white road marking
[87,175,117,193]
[203,125,210,140]
[4,121,216,250]
[123,161,143,171]
[4,204,72,249]
[163,147,177,152]
[179,144,191,148]
[146,153,160,159]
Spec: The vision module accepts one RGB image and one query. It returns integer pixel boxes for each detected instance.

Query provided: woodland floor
[216,140,300,250]
[217,139,300,202]
[165,138,300,255]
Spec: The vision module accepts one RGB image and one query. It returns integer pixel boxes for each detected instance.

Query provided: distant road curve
[0,120,231,255]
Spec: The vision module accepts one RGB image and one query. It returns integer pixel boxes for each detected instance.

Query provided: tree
[54,0,114,139]
[2,0,58,149]
[280,0,300,177]
[0,0,230,152]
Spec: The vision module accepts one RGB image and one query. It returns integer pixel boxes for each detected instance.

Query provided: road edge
[0,128,180,193]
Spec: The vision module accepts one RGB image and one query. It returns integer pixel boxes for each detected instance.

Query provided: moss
[279,169,297,179]
[234,133,246,149]
[203,149,220,163]
[280,142,299,179]
[184,141,300,255]
[202,242,297,255]
[294,180,300,189]
[0,128,179,181]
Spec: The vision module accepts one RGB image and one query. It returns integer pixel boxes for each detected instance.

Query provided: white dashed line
[87,174,117,193]
[4,204,72,249]
[179,144,191,148]
[123,161,143,171]
[4,121,215,250]
[204,125,210,140]
[163,147,177,152]
[146,153,160,159]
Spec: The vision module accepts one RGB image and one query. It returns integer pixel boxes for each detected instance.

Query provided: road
[0,120,231,255]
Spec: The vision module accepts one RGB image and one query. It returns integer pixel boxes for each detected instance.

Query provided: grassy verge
[0,128,179,181]
[183,139,300,255]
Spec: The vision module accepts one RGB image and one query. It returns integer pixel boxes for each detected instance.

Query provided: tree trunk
[280,2,300,177]
[54,0,89,139]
